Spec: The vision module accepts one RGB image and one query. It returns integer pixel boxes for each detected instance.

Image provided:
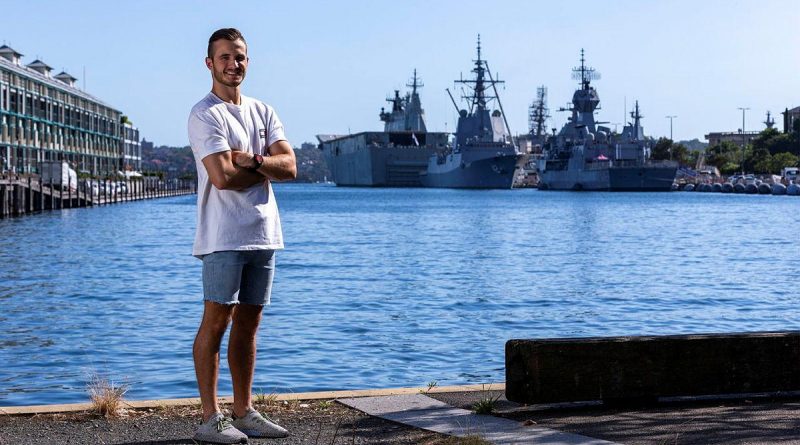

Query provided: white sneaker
[192,412,248,444]
[231,408,289,438]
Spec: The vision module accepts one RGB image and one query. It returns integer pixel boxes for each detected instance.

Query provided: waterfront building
[704,131,760,148]
[0,43,136,176]
[782,106,800,133]
[122,119,141,172]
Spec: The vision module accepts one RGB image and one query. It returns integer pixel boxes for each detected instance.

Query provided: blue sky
[4,0,798,146]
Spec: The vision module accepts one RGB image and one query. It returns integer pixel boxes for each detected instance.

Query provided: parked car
[81,179,100,196]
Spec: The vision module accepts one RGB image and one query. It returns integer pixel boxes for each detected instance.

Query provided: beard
[212,66,246,88]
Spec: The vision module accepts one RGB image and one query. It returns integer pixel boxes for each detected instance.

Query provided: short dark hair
[207,28,246,58]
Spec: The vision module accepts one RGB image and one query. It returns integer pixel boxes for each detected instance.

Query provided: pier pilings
[0,175,197,218]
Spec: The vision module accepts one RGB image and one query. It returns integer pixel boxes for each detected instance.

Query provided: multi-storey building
[0,44,138,176]
[122,120,141,172]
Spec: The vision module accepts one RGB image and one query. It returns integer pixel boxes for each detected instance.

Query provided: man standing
[188,28,296,444]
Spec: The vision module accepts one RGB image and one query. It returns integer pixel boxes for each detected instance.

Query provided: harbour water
[1,184,798,406]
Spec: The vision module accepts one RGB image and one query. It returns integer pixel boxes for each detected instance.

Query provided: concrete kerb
[0,383,505,416]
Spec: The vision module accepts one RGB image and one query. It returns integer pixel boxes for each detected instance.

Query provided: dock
[0,174,196,218]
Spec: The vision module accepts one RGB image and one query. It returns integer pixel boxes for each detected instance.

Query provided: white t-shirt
[188,92,287,257]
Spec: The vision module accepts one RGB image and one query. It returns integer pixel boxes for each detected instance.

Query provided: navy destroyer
[317,71,449,186]
[420,37,526,189]
[537,50,677,191]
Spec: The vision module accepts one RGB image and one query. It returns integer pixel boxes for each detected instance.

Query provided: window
[10,90,18,113]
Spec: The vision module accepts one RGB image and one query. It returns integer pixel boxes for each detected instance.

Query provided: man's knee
[231,304,263,335]
[200,301,236,335]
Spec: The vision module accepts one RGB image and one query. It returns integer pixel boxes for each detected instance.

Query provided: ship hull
[540,165,677,191]
[322,146,436,187]
[319,132,448,187]
[420,153,523,189]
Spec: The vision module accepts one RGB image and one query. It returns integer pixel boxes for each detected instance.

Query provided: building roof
[0,45,23,57]
[0,55,118,112]
[26,59,53,71]
[54,71,78,82]
[786,106,800,114]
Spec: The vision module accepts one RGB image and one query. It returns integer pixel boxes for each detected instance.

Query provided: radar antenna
[571,48,600,90]
[407,69,423,94]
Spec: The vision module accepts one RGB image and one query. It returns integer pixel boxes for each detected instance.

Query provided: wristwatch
[251,154,264,170]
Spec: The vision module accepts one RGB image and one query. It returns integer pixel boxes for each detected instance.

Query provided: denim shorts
[202,250,276,305]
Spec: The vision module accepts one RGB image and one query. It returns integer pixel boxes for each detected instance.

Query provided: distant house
[704,131,759,148]
[782,106,800,133]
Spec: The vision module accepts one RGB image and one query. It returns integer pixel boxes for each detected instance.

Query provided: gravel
[0,400,454,445]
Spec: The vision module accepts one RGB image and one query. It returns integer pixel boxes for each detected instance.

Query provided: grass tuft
[87,374,129,417]
[420,380,439,394]
[472,391,501,415]
[255,389,279,408]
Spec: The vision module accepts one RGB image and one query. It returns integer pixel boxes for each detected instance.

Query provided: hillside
[141,142,330,183]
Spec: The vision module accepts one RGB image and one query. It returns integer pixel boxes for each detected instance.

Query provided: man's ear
[205,57,212,70]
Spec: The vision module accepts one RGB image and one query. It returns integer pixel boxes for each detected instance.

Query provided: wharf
[1,384,799,444]
[0,174,196,218]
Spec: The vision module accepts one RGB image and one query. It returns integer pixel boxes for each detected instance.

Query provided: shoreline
[3,383,800,444]
[0,383,504,416]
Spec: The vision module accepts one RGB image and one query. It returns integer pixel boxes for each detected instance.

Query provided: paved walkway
[429,391,800,445]
[338,394,617,445]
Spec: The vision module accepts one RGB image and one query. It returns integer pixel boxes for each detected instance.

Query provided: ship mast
[407,69,423,98]
[764,111,775,129]
[405,69,427,132]
[455,35,503,116]
[573,49,598,90]
[529,86,550,138]
[630,100,643,141]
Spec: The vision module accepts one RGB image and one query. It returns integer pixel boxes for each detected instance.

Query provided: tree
[686,150,700,169]
[753,152,772,174]
[747,145,771,173]
[671,144,690,166]
[650,138,672,160]
[752,127,797,156]
[650,138,693,165]
[704,140,741,174]
[769,152,799,174]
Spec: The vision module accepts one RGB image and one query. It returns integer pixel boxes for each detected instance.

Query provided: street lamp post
[737,107,749,174]
[665,115,677,160]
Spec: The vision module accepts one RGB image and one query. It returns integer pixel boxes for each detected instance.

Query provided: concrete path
[338,393,619,445]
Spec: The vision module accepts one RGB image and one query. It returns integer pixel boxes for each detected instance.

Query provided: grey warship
[420,37,526,189]
[317,71,449,186]
[537,51,677,191]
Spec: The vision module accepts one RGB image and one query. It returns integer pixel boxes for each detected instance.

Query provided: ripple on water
[1,189,799,405]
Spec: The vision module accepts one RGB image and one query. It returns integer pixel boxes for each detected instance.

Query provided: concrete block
[506,331,800,404]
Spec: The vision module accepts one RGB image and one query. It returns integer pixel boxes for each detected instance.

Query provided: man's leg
[229,303,263,417]
[193,300,235,421]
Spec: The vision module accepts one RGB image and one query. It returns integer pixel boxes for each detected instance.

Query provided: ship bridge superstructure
[558,49,601,140]
[379,69,428,133]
